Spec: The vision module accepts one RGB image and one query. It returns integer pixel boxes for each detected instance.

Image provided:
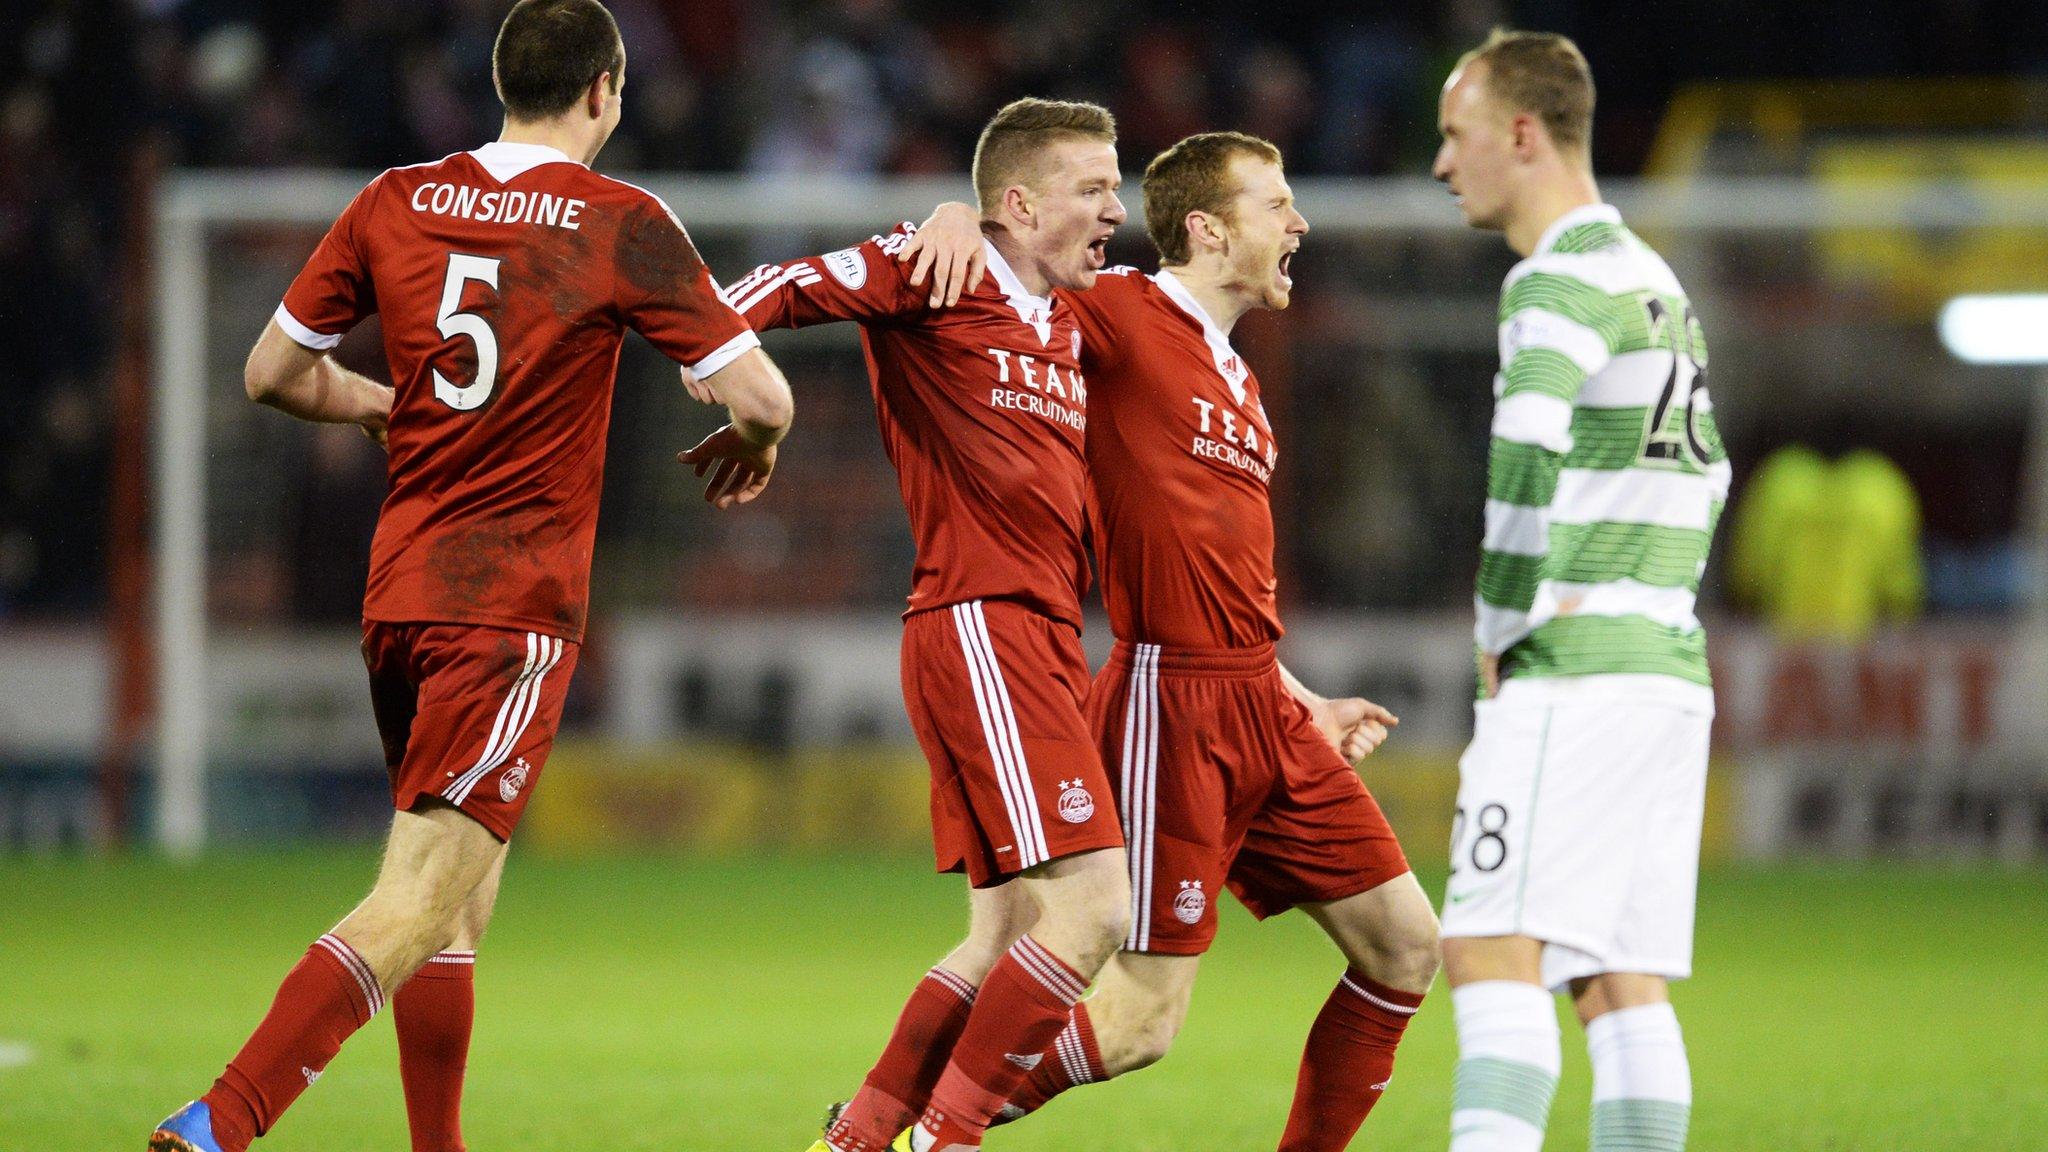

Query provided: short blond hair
[971,98,1118,214]
[1457,29,1595,154]
[1141,131,1283,265]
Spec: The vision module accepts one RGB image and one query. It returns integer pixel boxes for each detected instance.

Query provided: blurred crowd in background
[5,0,2048,625]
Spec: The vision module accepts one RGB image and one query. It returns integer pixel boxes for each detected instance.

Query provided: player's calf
[1573,977,1690,1152]
[1445,969,1559,1152]
[1275,878,1437,1152]
[910,849,1129,1150]
[152,806,502,1152]
[993,943,1199,1128]
[1087,951,1196,1076]
[335,804,504,986]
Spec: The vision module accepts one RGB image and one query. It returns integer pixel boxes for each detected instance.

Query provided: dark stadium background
[2,2,2046,1149]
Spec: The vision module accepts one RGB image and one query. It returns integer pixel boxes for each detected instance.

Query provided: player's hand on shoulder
[678,423,778,509]
[1317,695,1399,764]
[902,202,986,308]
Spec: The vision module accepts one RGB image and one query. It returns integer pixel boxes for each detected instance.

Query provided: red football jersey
[1061,268,1283,649]
[729,226,1092,629]
[277,141,759,641]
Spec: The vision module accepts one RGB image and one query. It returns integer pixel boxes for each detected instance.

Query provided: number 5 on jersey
[435,253,502,411]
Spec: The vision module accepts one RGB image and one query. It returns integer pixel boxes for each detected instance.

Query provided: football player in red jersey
[901,132,1441,1151]
[717,99,1130,1152]
[147,4,792,1151]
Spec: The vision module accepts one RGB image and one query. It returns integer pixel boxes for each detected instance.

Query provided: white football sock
[1450,980,1561,1152]
[1587,1002,1691,1151]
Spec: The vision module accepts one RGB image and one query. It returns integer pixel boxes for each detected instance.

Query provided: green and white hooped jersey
[1478,204,1730,694]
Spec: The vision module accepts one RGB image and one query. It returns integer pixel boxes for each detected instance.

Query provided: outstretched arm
[244,319,392,445]
[898,201,987,307]
[675,346,794,509]
[726,227,933,332]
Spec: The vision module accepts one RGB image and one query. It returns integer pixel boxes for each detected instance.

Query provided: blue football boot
[149,1100,225,1152]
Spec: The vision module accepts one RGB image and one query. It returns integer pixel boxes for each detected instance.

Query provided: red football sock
[200,933,386,1152]
[1277,970,1425,1152]
[997,1001,1103,1121]
[826,966,978,1151]
[918,936,1089,1148]
[395,949,475,1152]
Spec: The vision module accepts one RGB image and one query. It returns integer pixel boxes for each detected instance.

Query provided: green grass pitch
[4,850,2044,1149]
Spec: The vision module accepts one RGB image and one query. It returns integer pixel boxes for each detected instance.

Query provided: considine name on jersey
[409,182,588,231]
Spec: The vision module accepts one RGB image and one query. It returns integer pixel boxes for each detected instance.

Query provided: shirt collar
[1150,268,1250,406]
[1533,202,1623,256]
[982,239,1052,310]
[469,141,582,184]
[982,238,1057,346]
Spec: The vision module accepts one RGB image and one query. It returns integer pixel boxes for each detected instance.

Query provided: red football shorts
[361,622,580,841]
[903,600,1125,887]
[1087,639,1411,955]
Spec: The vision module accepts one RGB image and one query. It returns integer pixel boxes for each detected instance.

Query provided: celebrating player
[719,98,1131,1152]
[1432,30,1729,1152]
[147,3,792,1150]
[903,131,1442,1150]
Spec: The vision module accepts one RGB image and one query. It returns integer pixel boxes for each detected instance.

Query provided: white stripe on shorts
[444,632,563,806]
[1119,643,1160,951]
[950,601,1048,867]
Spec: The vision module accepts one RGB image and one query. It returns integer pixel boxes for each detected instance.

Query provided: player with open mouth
[897,129,1441,1150]
[714,98,1133,1152]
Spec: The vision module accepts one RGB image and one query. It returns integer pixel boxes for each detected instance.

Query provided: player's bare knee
[1441,934,1542,987]
[1439,935,1485,985]
[1025,850,1131,966]
[1078,876,1134,959]
[1040,886,1127,971]
[1570,972,1668,1023]
[1346,936,1438,995]
[1371,908,1443,991]
[1385,930,1443,992]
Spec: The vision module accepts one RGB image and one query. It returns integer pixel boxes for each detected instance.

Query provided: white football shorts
[1440,674,1713,990]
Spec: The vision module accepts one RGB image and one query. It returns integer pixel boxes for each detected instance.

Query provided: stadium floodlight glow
[1938,294,2048,364]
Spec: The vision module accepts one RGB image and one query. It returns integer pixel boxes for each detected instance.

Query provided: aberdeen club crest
[1173,880,1207,925]
[1056,779,1095,824]
[499,757,531,803]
